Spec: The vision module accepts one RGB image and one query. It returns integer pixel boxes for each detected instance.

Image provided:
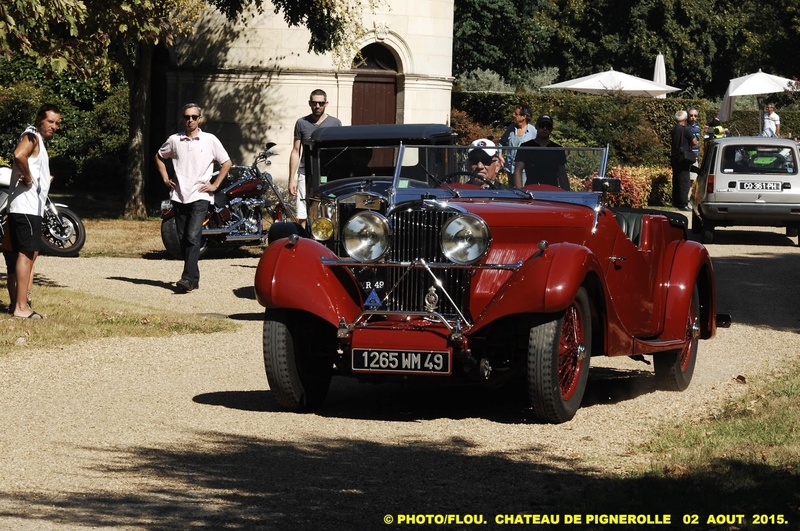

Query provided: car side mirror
[591,177,621,193]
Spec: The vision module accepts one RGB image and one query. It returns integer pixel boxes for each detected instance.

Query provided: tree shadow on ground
[0,431,795,530]
[193,364,656,425]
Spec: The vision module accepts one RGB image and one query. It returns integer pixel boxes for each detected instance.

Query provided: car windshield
[719,144,797,175]
[316,145,399,185]
[391,144,609,195]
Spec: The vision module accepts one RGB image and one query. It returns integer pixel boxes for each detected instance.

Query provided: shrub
[450,109,504,145]
[509,67,560,93]
[573,166,652,208]
[0,82,42,160]
[455,69,514,93]
[647,167,673,206]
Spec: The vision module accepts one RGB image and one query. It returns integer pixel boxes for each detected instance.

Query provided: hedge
[453,91,799,207]
[452,91,800,168]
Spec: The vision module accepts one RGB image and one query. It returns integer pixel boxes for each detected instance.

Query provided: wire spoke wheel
[655,285,700,391]
[527,286,592,423]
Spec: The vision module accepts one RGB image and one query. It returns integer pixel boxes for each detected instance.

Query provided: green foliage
[0,80,129,190]
[454,69,514,93]
[453,0,552,78]
[454,0,800,101]
[0,82,41,159]
[451,91,773,167]
[0,0,87,72]
[0,53,121,110]
[510,67,560,93]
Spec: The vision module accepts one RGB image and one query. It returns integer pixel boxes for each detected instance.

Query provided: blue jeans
[173,200,209,285]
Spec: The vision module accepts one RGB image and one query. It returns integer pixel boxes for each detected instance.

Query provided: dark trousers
[173,200,209,285]
[671,162,692,209]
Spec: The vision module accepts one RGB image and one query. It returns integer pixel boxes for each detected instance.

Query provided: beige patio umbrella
[718,69,795,122]
[653,53,667,99]
[542,68,680,97]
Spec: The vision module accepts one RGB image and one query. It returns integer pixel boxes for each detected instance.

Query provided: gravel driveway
[1,227,798,529]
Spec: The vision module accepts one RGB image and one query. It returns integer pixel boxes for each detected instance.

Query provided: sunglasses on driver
[468,151,497,166]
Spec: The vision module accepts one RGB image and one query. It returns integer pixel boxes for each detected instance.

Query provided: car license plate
[739,181,781,191]
[352,349,451,375]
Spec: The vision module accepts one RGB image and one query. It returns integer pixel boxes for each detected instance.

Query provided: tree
[454,0,800,101]
[1,0,379,219]
[0,0,85,71]
[453,0,553,84]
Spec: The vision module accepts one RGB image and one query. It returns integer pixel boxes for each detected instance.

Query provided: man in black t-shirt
[513,115,569,190]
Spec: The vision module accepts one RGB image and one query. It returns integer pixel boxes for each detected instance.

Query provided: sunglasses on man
[468,151,497,166]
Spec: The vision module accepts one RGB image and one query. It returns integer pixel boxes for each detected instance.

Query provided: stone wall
[157,0,455,183]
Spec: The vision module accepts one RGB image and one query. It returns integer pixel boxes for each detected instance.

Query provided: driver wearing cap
[467,139,503,188]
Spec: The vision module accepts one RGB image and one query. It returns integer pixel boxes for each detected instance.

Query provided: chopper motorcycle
[160,143,295,258]
[0,166,86,257]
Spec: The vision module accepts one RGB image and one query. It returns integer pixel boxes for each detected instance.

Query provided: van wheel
[690,212,702,234]
[702,223,715,244]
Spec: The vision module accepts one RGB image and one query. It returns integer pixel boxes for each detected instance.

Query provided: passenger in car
[513,115,570,190]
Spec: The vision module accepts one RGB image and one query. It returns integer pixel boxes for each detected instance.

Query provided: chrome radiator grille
[386,209,468,317]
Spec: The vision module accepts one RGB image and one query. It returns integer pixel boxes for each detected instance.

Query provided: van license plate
[740,181,781,191]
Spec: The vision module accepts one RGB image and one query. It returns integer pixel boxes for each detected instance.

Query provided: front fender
[254,237,362,327]
[662,240,717,340]
[475,242,602,324]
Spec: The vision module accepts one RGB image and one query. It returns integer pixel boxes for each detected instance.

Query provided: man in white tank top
[6,104,61,319]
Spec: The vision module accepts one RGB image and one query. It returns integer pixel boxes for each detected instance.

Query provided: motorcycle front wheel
[160,216,209,259]
[40,207,86,257]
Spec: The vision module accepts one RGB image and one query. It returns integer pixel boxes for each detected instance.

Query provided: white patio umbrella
[718,69,795,122]
[653,53,667,99]
[542,68,680,97]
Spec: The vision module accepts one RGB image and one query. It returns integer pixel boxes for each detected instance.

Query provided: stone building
[150,0,455,185]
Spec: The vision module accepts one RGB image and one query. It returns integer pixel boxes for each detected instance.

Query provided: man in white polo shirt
[155,103,231,292]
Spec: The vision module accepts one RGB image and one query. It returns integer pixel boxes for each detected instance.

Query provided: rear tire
[263,309,332,411]
[527,287,592,423]
[654,286,700,391]
[161,217,209,259]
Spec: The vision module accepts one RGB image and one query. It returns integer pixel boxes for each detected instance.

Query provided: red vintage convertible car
[255,136,729,423]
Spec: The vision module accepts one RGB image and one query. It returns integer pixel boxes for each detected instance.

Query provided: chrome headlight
[441,214,490,265]
[310,217,334,241]
[343,212,390,262]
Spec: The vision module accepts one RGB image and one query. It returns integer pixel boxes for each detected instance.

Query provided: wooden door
[352,71,397,126]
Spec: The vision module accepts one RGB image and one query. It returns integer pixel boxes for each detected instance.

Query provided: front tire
[40,207,86,257]
[527,286,592,423]
[263,309,332,411]
[654,286,700,391]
